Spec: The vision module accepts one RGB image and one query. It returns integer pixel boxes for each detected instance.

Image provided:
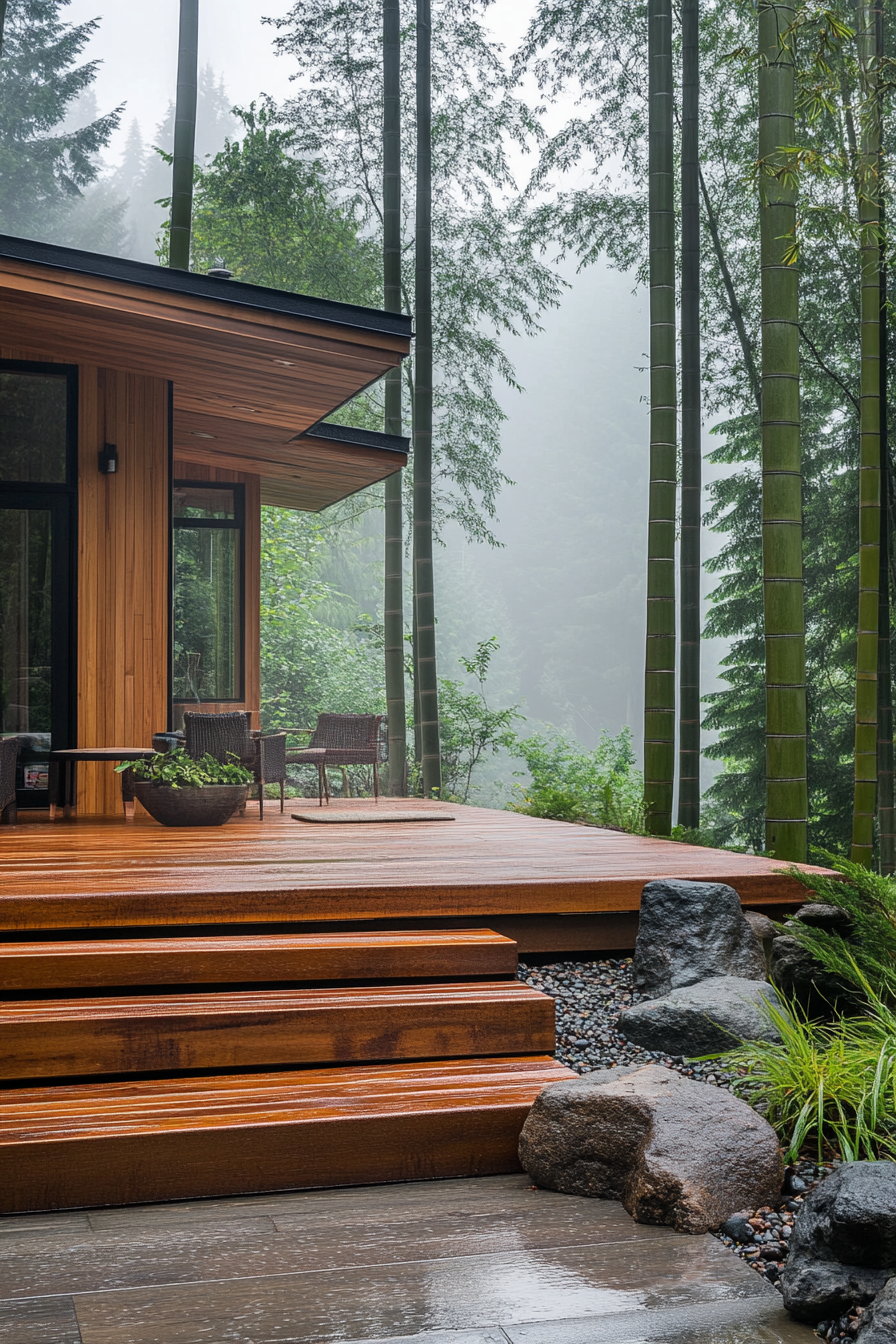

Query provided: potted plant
[116,749,253,827]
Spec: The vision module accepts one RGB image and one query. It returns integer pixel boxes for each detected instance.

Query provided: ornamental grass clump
[719,855,896,1161]
[116,748,253,788]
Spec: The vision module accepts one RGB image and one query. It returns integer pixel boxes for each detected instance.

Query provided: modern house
[0,233,411,816]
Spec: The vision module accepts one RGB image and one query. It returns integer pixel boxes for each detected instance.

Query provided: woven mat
[291,809,456,824]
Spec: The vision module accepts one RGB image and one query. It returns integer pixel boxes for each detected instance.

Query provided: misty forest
[4,0,896,871]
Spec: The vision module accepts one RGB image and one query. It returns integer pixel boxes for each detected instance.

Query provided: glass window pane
[0,373,68,483]
[173,486,236,520]
[173,526,239,700]
[0,508,53,791]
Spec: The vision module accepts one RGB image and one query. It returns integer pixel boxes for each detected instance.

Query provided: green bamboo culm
[169,0,199,272]
[678,0,701,831]
[644,0,677,836]
[413,0,441,796]
[851,2,883,866]
[383,0,407,796]
[0,0,9,62]
[878,192,894,874]
[758,1,807,862]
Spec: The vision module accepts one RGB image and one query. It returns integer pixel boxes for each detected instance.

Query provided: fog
[39,2,729,789]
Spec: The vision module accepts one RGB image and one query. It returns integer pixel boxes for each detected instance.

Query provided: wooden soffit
[0,236,411,507]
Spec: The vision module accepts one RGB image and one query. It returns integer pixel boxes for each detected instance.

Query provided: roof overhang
[0,235,412,510]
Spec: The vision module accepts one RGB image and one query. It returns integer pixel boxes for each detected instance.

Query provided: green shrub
[787,853,896,1005]
[116,749,253,788]
[509,727,646,833]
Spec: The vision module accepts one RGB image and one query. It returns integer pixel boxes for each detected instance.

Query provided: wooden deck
[0,1173,815,1344]
[0,799,826,936]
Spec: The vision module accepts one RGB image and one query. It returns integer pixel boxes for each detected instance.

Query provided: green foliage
[433,637,522,802]
[116,749,253,788]
[722,992,896,1162]
[0,0,122,238]
[510,726,646,832]
[788,853,896,1004]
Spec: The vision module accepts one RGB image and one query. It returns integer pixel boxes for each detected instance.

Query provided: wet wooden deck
[0,801,826,935]
[0,1172,815,1343]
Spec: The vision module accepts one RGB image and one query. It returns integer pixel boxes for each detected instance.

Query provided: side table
[49,748,156,819]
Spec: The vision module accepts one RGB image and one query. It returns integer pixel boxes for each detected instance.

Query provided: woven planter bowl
[134,781,249,827]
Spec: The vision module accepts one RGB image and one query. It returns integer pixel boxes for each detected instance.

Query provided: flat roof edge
[297,421,410,456]
[0,233,413,341]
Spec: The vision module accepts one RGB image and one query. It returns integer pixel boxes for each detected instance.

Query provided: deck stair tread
[0,982,554,1080]
[0,929,517,990]
[0,1057,574,1211]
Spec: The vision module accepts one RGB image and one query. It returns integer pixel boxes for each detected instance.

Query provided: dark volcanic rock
[769,936,857,1017]
[781,1162,896,1323]
[744,911,780,974]
[856,1276,896,1343]
[633,880,767,999]
[518,1063,783,1235]
[792,903,855,937]
[618,976,783,1055]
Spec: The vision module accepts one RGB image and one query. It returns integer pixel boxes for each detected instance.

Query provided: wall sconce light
[98,442,119,474]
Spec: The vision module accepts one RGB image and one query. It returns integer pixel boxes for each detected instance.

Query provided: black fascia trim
[295,421,410,456]
[0,233,413,341]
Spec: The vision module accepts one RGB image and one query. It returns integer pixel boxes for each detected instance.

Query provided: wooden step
[0,982,554,1080]
[0,929,517,991]
[0,1056,575,1212]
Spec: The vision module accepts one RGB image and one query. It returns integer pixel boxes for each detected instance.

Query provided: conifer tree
[644,0,677,835]
[383,0,407,795]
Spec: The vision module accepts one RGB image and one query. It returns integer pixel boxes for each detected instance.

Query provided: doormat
[292,809,456,824]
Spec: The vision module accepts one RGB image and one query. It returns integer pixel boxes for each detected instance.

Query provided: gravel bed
[517,955,841,1331]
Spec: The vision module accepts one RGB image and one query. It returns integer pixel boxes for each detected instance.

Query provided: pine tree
[383,0,407,795]
[644,0,677,836]
[0,0,121,239]
[169,0,199,271]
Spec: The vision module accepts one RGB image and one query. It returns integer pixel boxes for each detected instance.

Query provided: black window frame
[171,479,246,707]
[0,359,79,806]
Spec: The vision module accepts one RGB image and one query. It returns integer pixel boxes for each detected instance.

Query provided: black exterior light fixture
[98,442,119,475]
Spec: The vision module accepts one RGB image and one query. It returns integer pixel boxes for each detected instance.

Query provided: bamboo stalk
[679,0,701,831]
[759,1,807,861]
[851,2,882,866]
[644,0,677,836]
[169,0,199,272]
[414,0,442,797]
[383,0,407,797]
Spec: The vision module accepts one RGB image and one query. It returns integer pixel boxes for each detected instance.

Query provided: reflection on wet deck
[0,1172,817,1343]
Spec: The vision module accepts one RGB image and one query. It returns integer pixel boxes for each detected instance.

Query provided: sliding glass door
[0,363,77,808]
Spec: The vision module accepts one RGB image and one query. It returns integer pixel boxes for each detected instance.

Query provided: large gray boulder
[781,1162,896,1323]
[856,1276,896,1343]
[618,976,784,1056]
[633,879,767,999]
[518,1063,783,1235]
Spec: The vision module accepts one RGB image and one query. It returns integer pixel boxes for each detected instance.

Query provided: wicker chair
[182,711,287,821]
[0,736,19,825]
[286,714,385,805]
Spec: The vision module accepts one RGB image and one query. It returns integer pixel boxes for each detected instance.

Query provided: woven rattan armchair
[0,736,19,825]
[182,711,287,821]
[285,714,385,805]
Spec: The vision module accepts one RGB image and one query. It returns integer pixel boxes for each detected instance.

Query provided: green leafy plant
[115,749,252,788]
[434,638,523,803]
[509,727,646,833]
[787,853,896,1005]
[721,988,896,1163]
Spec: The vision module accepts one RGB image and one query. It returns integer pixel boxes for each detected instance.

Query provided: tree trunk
[851,2,883,866]
[383,0,407,796]
[644,0,677,836]
[758,2,807,862]
[169,0,199,271]
[413,0,441,797]
[678,0,701,831]
[0,0,9,63]
[876,9,894,874]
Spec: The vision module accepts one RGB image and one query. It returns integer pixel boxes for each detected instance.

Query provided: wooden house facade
[0,235,411,816]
